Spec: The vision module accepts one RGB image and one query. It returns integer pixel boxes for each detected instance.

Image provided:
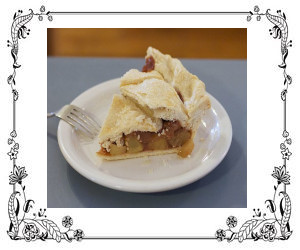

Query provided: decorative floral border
[6,5,292,242]
[215,6,293,242]
[7,6,84,242]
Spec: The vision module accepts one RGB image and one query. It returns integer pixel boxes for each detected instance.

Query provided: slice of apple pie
[98,47,211,160]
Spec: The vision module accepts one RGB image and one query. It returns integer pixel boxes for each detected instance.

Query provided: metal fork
[47,105,100,139]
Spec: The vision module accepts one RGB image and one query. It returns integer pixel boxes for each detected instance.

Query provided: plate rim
[57,78,232,193]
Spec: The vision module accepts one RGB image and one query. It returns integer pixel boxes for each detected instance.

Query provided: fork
[47,105,100,139]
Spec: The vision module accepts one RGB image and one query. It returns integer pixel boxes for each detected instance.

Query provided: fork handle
[47,112,56,118]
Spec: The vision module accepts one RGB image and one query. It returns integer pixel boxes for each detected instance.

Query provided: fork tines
[58,105,100,139]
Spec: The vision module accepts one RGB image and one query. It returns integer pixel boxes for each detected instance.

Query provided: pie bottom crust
[97,147,179,161]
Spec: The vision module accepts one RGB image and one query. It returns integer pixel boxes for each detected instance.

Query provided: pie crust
[145,47,211,130]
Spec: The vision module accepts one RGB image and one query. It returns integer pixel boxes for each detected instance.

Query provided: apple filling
[98,120,194,158]
[142,56,155,72]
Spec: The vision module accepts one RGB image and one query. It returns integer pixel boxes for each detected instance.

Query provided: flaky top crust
[120,69,163,86]
[146,47,211,129]
[98,94,162,143]
[120,69,188,125]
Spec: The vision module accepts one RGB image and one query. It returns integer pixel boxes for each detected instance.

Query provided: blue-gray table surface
[47,57,247,208]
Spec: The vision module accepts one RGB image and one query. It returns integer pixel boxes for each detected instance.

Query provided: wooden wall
[47,28,246,59]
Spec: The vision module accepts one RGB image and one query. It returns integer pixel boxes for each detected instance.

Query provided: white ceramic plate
[57,78,232,193]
